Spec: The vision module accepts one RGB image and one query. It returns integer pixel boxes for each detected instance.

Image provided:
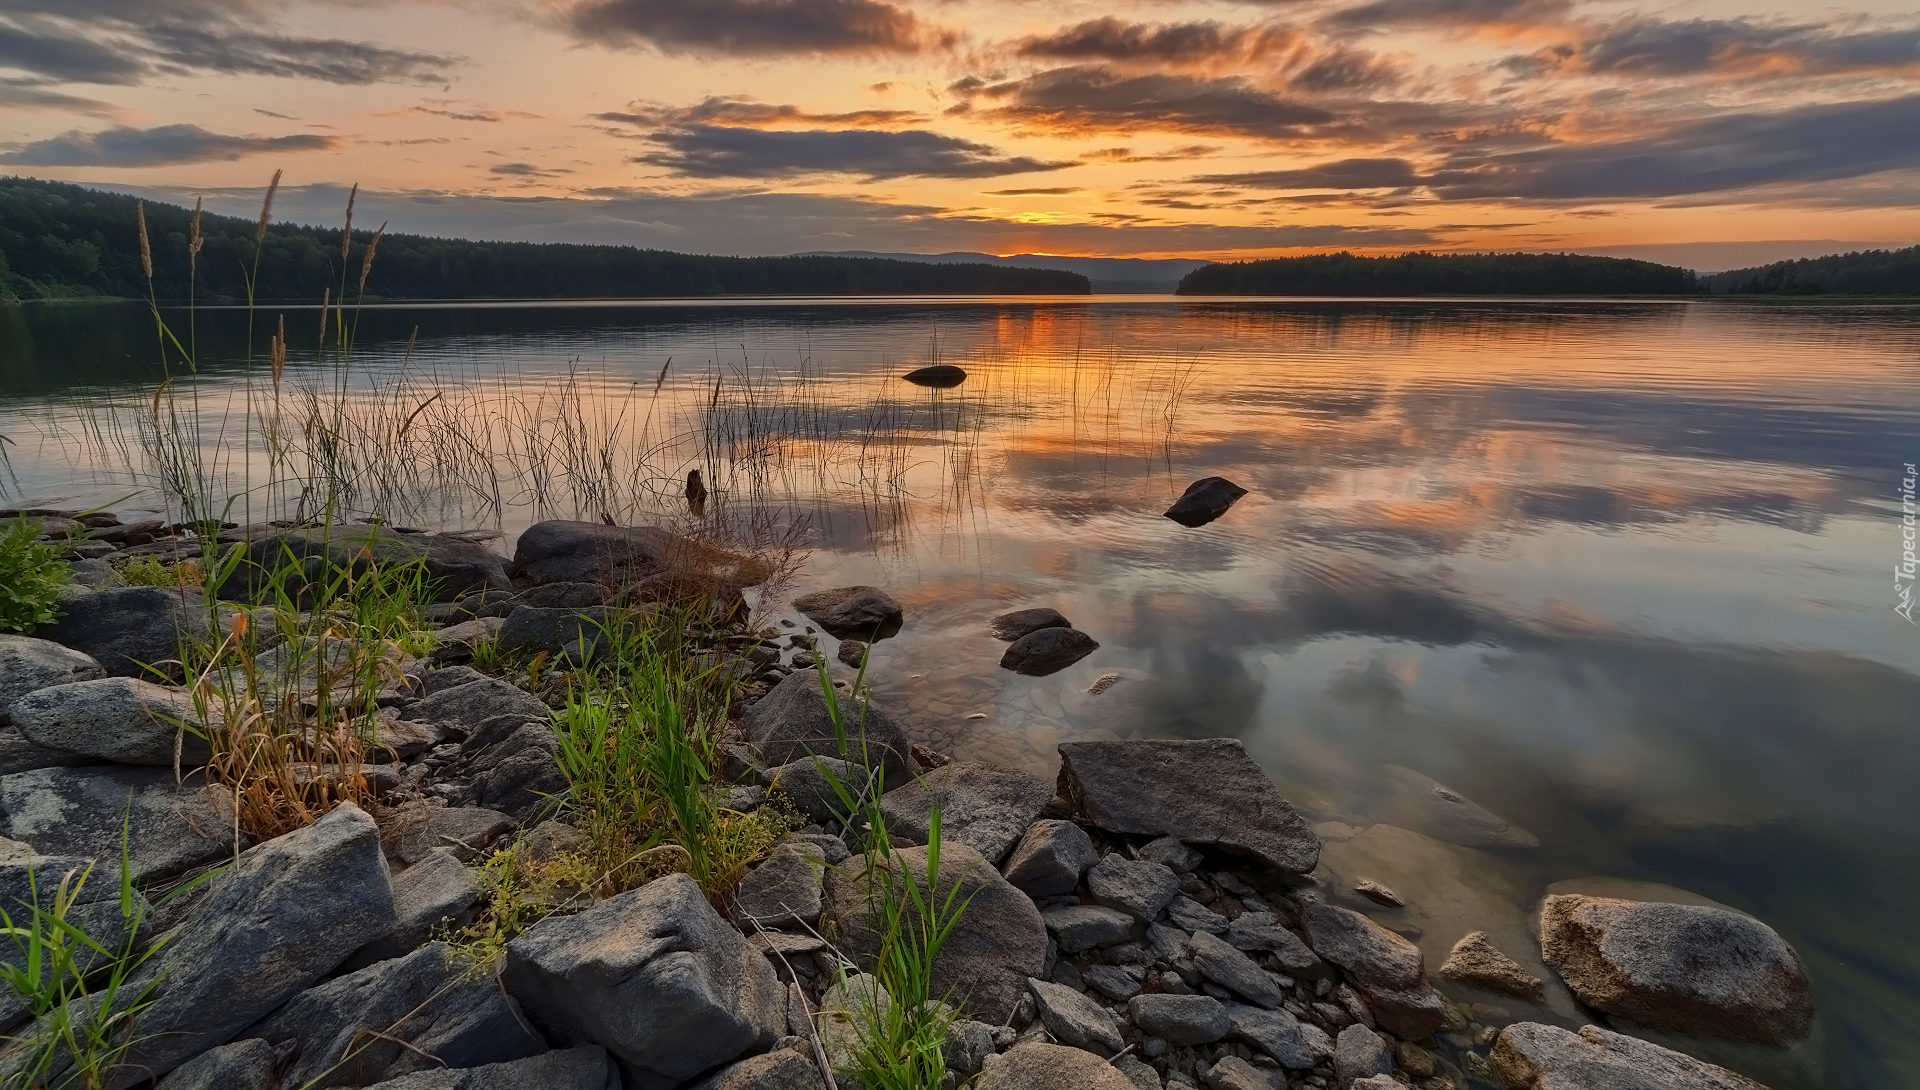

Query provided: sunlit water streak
[3,297,1919,1088]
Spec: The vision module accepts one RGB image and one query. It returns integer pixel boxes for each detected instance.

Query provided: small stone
[1029,977,1127,1054]
[1225,1004,1333,1070]
[763,756,870,824]
[1084,963,1147,1002]
[1168,895,1230,935]
[1353,879,1404,908]
[1002,819,1098,898]
[1189,931,1284,1009]
[1202,1055,1274,1090]
[1114,1053,1163,1090]
[1333,1024,1392,1088]
[1127,994,1231,1046]
[974,1042,1138,1090]
[1138,837,1204,873]
[1088,854,1180,922]
[734,842,826,929]
[1226,913,1320,974]
[1437,931,1544,1000]
[1045,904,1140,953]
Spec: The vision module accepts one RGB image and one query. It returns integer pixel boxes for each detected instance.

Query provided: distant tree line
[1701,245,1920,295]
[0,177,1089,303]
[1176,251,1700,296]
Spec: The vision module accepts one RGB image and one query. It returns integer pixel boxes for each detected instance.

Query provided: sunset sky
[3,0,1919,266]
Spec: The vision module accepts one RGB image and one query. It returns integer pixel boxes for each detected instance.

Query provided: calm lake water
[4,297,1919,1088]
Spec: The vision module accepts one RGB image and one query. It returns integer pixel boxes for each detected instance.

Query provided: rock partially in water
[1492,1022,1769,1090]
[512,519,770,590]
[792,585,903,638]
[1162,477,1248,528]
[902,364,968,388]
[1300,902,1449,1039]
[1375,765,1539,850]
[999,627,1099,676]
[1539,894,1815,1045]
[1438,930,1544,1000]
[1056,739,1320,875]
[988,607,1071,641]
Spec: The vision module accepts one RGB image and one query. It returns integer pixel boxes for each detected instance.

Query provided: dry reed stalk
[135,201,152,282]
[271,314,288,388]
[340,183,358,260]
[358,222,386,293]
[188,196,203,258]
[319,287,331,350]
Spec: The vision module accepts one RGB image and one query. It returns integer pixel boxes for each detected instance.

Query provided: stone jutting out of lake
[6,294,1910,1088]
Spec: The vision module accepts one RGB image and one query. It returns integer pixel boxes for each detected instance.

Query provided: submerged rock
[791,585,903,637]
[1056,739,1320,875]
[1492,1022,1768,1090]
[988,607,1071,641]
[1539,894,1815,1045]
[1000,627,1099,676]
[902,364,968,388]
[1375,765,1539,849]
[1163,477,1247,528]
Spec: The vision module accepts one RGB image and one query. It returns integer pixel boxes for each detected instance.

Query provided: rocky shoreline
[0,512,1819,1089]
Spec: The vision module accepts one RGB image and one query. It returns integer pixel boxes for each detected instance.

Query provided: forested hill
[1701,245,1920,295]
[0,178,1089,302]
[1177,251,1699,296]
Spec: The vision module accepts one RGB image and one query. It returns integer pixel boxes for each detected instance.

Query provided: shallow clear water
[3,297,1918,1087]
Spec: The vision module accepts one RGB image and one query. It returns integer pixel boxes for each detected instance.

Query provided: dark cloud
[1425,94,1920,200]
[1013,18,1295,64]
[0,14,456,87]
[0,123,338,167]
[0,21,145,83]
[565,0,938,57]
[633,124,1075,180]
[392,103,544,123]
[490,162,571,179]
[0,78,121,115]
[1322,0,1568,30]
[951,66,1335,138]
[983,187,1081,195]
[1193,157,1421,189]
[596,96,923,129]
[1082,145,1221,163]
[1530,17,1920,78]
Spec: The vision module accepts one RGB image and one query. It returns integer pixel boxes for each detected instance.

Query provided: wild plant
[0,835,174,1089]
[110,554,202,589]
[0,519,69,635]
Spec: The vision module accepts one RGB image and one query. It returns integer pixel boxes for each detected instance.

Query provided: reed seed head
[256,169,283,246]
[135,201,153,281]
[358,221,385,293]
[318,287,330,349]
[272,313,287,387]
[189,196,204,258]
[340,183,357,261]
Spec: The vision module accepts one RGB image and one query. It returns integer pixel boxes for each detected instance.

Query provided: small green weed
[111,554,202,588]
[0,519,70,635]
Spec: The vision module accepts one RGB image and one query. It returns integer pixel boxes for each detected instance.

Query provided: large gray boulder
[216,528,510,604]
[824,843,1047,1023]
[1056,740,1318,875]
[1000,819,1097,898]
[504,872,783,1089]
[360,1046,617,1090]
[690,1050,825,1090]
[1539,894,1815,1045]
[512,519,768,590]
[0,766,233,883]
[0,635,104,724]
[10,677,212,767]
[791,586,902,637]
[154,1039,276,1090]
[1300,903,1447,1039]
[40,585,210,678]
[742,670,914,790]
[1492,1022,1768,1090]
[496,605,612,656]
[117,803,397,1086]
[878,762,1053,864]
[249,942,544,1087]
[409,677,549,737]
[977,1043,1138,1090]
[0,728,92,777]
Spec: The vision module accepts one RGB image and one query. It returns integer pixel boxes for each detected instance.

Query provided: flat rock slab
[216,528,510,604]
[742,670,914,790]
[878,761,1053,864]
[505,872,783,1089]
[512,519,769,590]
[988,608,1071,641]
[1492,1023,1768,1090]
[825,842,1046,1024]
[154,1040,276,1090]
[999,628,1099,676]
[1439,930,1544,1000]
[1057,739,1319,875]
[0,766,234,883]
[1225,1004,1333,1069]
[1540,894,1814,1045]
[41,585,211,678]
[11,676,212,767]
[1128,993,1231,1046]
[1163,477,1247,528]
[791,586,903,637]
[0,635,105,723]
[1376,765,1539,849]
[1029,977,1126,1054]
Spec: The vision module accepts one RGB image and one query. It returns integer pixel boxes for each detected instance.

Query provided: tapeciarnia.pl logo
[1898,462,1917,625]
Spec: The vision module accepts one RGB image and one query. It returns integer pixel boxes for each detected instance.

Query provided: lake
[3,296,1918,1088]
